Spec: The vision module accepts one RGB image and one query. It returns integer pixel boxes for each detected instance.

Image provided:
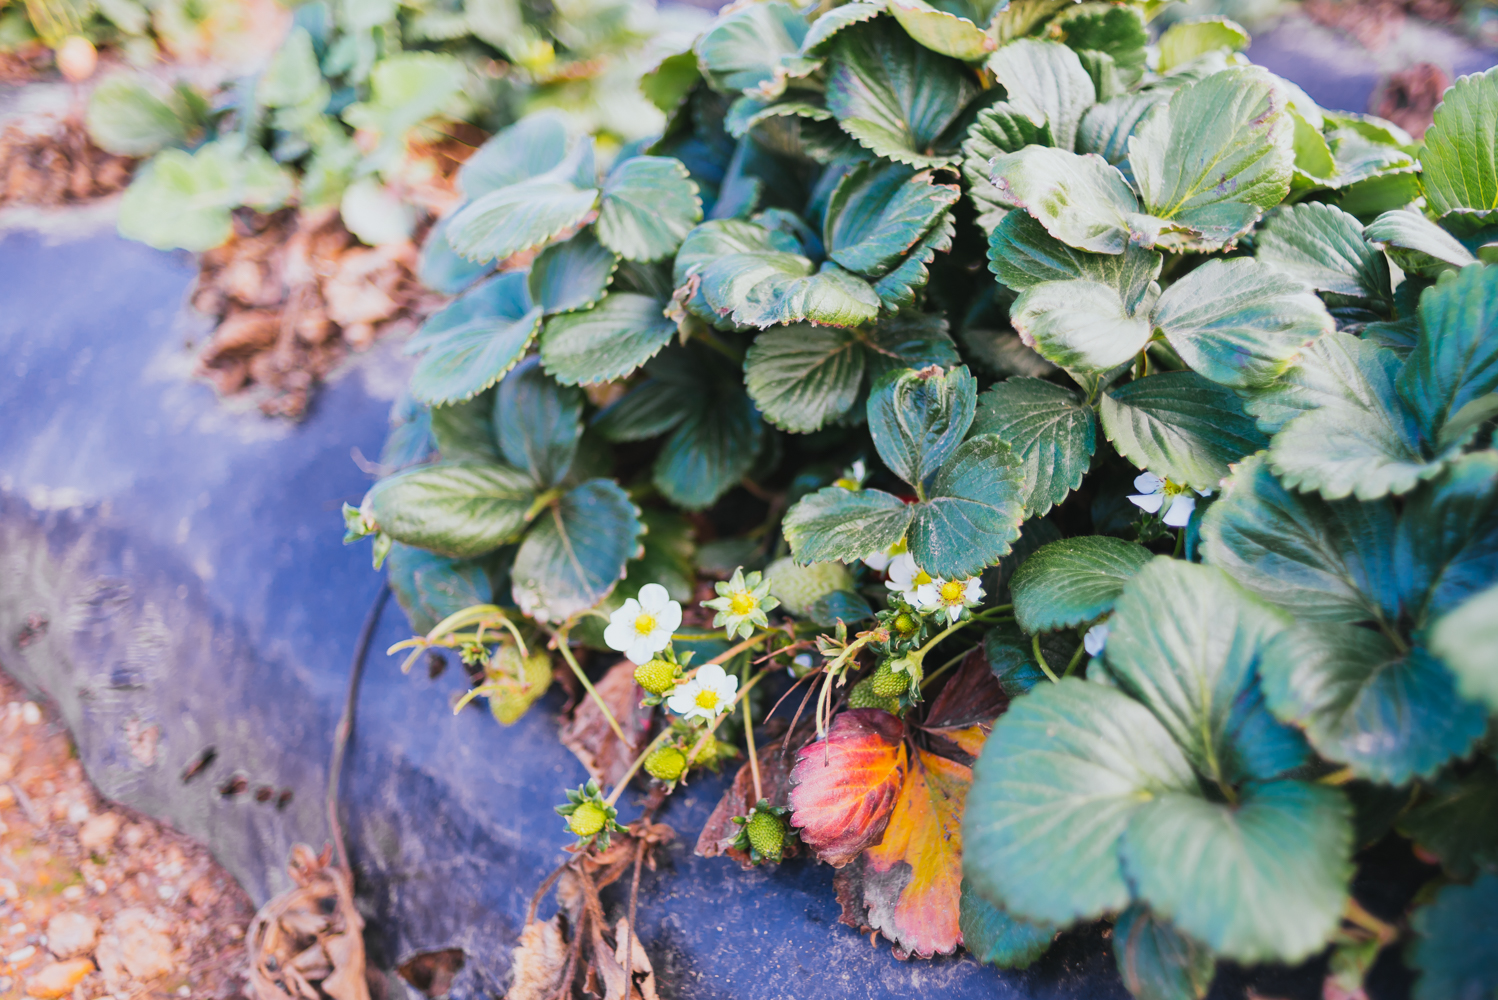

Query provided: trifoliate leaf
[908,435,1027,579]
[596,156,703,262]
[539,292,675,386]
[1409,874,1498,1000]
[1128,68,1294,250]
[959,882,1056,970]
[493,358,582,490]
[1260,624,1487,784]
[366,462,537,558]
[419,213,491,295]
[1155,16,1249,73]
[784,486,915,566]
[1201,453,1400,625]
[1054,4,1148,89]
[965,678,1197,927]
[447,141,599,264]
[1120,781,1352,964]
[654,386,763,510]
[987,210,1161,311]
[867,364,977,489]
[1152,257,1335,390]
[406,271,544,406]
[1010,279,1152,372]
[744,325,866,433]
[986,39,1097,152]
[824,160,959,277]
[1254,202,1392,303]
[969,377,1097,516]
[458,110,572,199]
[86,73,191,157]
[990,146,1137,253]
[1396,451,1498,625]
[511,479,643,622]
[385,543,494,635]
[1011,536,1151,634]
[962,103,1052,233]
[527,231,618,315]
[825,17,979,167]
[1429,583,1498,713]
[695,0,809,96]
[117,140,293,252]
[1418,67,1498,217]
[1099,372,1269,491]
[1397,263,1498,445]
[1363,209,1477,273]
[1113,906,1216,1000]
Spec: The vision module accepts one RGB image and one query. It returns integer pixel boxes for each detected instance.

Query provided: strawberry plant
[348,3,1498,997]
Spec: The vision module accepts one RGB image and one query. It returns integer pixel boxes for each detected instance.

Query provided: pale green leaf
[1011,279,1151,372]
[1099,372,1268,492]
[539,292,675,386]
[695,0,809,95]
[987,210,1161,311]
[366,462,537,558]
[118,140,293,252]
[986,38,1097,151]
[447,178,599,265]
[1155,17,1249,73]
[990,146,1137,254]
[86,73,190,157]
[962,103,1052,233]
[1419,67,1498,216]
[888,0,993,61]
[1255,203,1391,303]
[1363,209,1476,272]
[458,110,572,199]
[1429,583,1498,713]
[1054,3,1148,88]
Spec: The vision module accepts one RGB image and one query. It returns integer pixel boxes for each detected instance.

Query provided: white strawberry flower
[862,537,906,573]
[1128,473,1212,528]
[915,576,985,624]
[884,552,935,604]
[1083,622,1111,657]
[603,583,682,664]
[666,662,739,721]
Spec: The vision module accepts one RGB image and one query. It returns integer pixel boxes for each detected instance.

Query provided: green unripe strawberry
[567,801,607,837]
[634,658,678,695]
[893,612,919,636]
[764,557,852,616]
[848,677,900,712]
[645,746,687,782]
[688,732,720,764]
[870,660,909,698]
[745,809,786,860]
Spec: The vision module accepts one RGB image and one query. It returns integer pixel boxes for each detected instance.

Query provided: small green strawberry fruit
[764,557,852,616]
[688,732,720,764]
[567,801,608,837]
[634,658,679,695]
[645,746,688,782]
[847,677,900,712]
[745,809,787,861]
[870,660,909,698]
[893,612,919,636]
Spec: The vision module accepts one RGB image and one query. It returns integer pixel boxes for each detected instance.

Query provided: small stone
[95,908,174,984]
[20,703,40,725]
[77,813,121,852]
[44,912,98,960]
[59,886,83,902]
[65,802,89,824]
[0,753,16,782]
[24,958,93,998]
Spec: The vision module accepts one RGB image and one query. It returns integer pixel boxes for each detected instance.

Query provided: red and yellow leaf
[838,748,972,959]
[920,646,1007,761]
[789,709,907,867]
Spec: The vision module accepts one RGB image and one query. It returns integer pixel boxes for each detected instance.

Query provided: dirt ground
[0,669,254,1000]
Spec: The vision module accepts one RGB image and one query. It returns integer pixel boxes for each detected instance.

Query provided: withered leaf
[559,658,656,787]
[788,709,907,867]
[507,918,569,1000]
[695,741,799,868]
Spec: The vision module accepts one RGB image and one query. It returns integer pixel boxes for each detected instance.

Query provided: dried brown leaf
[558,660,655,787]
[507,917,570,1000]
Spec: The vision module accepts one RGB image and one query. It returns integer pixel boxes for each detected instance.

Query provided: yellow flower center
[912,570,932,586]
[694,689,720,711]
[728,591,756,616]
[939,580,965,603]
[633,613,657,636]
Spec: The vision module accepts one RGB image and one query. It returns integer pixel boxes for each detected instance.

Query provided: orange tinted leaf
[921,646,1007,762]
[789,709,907,867]
[841,748,972,959]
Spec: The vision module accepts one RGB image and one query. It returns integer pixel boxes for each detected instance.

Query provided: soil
[1372,62,1452,136]
[1303,0,1467,51]
[0,666,255,1000]
[0,116,135,207]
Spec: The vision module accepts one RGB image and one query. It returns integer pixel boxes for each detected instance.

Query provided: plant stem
[920,645,976,692]
[1173,527,1186,558]
[1062,638,1087,678]
[605,729,672,808]
[553,627,628,745]
[742,655,763,803]
[1345,898,1399,944]
[1319,766,1356,786]
[682,631,774,679]
[1032,633,1061,684]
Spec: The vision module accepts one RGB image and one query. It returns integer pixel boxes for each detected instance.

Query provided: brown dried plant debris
[0,45,52,85]
[1303,0,1465,49]
[1374,62,1452,138]
[0,668,255,1000]
[246,845,368,1000]
[557,660,657,789]
[0,115,135,207]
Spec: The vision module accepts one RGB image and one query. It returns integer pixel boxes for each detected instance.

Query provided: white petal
[602,620,632,653]
[714,672,740,700]
[913,583,940,610]
[1134,472,1163,494]
[610,599,641,627]
[1083,623,1110,656]
[1163,494,1196,527]
[1197,488,1214,498]
[863,552,893,572]
[946,605,961,624]
[625,638,659,665]
[887,552,917,588]
[636,583,670,613]
[794,653,814,668]
[964,578,984,603]
[656,600,683,634]
[1129,493,1165,514]
[696,663,727,687]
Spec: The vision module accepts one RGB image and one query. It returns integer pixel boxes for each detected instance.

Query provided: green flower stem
[1032,633,1061,684]
[604,729,673,808]
[682,630,775,679]
[553,626,628,745]
[1173,528,1186,558]
[1062,639,1088,678]
[919,645,977,692]
[971,604,1014,620]
[742,655,763,803]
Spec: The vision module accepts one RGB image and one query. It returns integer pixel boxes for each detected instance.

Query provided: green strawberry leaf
[1120,781,1352,963]
[1106,558,1305,784]
[986,38,1097,152]
[959,880,1056,970]
[539,292,676,386]
[824,160,960,277]
[406,272,544,406]
[990,146,1138,254]
[1363,209,1476,274]
[695,0,809,96]
[1152,257,1335,390]
[118,139,293,252]
[863,311,962,381]
[366,462,537,559]
[988,210,1161,311]
[801,1,885,56]
[1010,536,1152,634]
[872,213,954,310]
[825,16,979,167]
[1077,92,1167,174]
[887,0,994,61]
[964,677,1198,927]
[511,479,644,622]
[1099,372,1269,491]
[907,434,1027,579]
[591,350,701,442]
[86,73,193,157]
[1397,263,1498,446]
[1054,4,1147,89]
[527,230,618,315]
[1429,583,1498,713]
[447,141,599,264]
[1113,905,1216,1000]
[1396,756,1498,878]
[385,543,494,635]
[493,358,582,490]
[457,110,572,199]
[1395,451,1498,625]
[654,385,764,510]
[867,364,978,489]
[744,325,867,433]
[596,156,703,262]
[1010,279,1152,372]
[1154,16,1248,73]
[1239,330,1384,434]
[961,103,1053,233]
[383,395,435,471]
[783,486,916,565]
[419,213,490,296]
[429,393,499,464]
[1417,66,1498,217]
[983,620,1066,697]
[1260,624,1488,784]
[1254,202,1392,304]
[1408,874,1498,1000]
[969,376,1098,516]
